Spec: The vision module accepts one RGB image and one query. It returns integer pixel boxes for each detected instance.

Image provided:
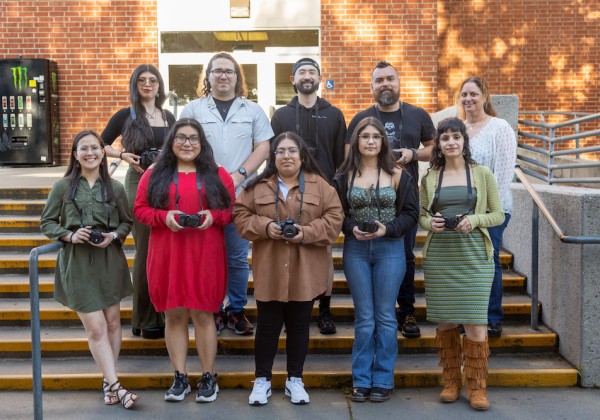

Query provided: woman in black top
[101,64,175,339]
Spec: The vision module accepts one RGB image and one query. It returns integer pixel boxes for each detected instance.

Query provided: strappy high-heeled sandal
[102,378,119,405]
[109,380,140,409]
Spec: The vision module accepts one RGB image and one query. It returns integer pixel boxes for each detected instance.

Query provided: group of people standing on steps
[39,52,516,411]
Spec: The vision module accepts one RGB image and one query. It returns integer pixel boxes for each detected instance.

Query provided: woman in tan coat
[233,132,343,406]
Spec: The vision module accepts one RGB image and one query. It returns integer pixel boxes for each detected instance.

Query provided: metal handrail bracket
[29,241,64,420]
[514,166,600,331]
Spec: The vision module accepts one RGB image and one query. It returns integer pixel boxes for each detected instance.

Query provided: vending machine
[0,58,60,165]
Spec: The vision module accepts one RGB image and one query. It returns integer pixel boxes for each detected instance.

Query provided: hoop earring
[76,161,80,169]
[463,150,467,156]
[438,152,443,158]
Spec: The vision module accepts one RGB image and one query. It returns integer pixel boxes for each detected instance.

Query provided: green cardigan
[419,164,505,260]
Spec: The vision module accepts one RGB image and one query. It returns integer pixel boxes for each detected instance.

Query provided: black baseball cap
[292,58,321,75]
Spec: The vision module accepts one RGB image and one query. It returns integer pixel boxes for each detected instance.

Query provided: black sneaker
[196,372,219,403]
[398,314,421,338]
[227,312,254,336]
[488,322,503,338]
[214,310,226,335]
[318,310,337,335]
[164,371,191,402]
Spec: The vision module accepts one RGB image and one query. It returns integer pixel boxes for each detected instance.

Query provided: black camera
[277,217,299,239]
[139,148,161,169]
[89,228,105,244]
[391,138,403,161]
[178,213,204,228]
[443,215,464,231]
[358,220,378,233]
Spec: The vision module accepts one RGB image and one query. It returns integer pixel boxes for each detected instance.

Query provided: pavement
[2,164,600,418]
[2,387,600,420]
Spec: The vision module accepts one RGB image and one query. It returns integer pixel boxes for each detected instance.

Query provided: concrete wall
[504,183,600,387]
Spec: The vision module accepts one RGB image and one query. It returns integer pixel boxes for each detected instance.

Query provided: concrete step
[0,294,539,325]
[0,323,558,358]
[0,199,47,215]
[0,268,527,298]
[0,353,579,390]
[0,187,51,200]
[0,248,515,275]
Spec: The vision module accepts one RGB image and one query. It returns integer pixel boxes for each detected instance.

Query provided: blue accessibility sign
[326,80,334,89]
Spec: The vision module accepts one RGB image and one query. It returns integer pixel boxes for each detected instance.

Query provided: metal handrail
[517,111,600,183]
[30,240,64,420]
[513,165,600,330]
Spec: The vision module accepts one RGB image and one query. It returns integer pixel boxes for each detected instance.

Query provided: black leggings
[255,300,313,379]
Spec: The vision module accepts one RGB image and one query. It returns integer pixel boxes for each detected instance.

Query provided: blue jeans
[487,213,511,324]
[343,235,406,389]
[396,223,418,317]
[223,222,249,315]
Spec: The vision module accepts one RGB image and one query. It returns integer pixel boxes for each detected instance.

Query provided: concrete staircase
[0,186,579,391]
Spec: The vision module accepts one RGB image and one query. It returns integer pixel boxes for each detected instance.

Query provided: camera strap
[348,166,382,221]
[429,162,474,217]
[173,171,204,213]
[295,100,319,154]
[70,178,110,229]
[275,169,304,223]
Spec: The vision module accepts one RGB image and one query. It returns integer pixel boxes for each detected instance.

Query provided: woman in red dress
[134,118,234,403]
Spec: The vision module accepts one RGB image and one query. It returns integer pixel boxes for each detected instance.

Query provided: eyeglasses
[359,133,383,142]
[78,145,102,153]
[210,69,236,78]
[174,134,201,145]
[137,77,159,86]
[274,148,300,158]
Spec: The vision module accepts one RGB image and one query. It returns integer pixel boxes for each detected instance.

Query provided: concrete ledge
[505,183,600,387]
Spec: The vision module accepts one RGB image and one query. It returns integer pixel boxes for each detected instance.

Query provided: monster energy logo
[11,66,28,90]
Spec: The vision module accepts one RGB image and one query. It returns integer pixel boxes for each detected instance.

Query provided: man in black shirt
[345,61,436,338]
[271,58,347,334]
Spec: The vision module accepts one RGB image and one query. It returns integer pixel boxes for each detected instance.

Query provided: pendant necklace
[146,107,156,120]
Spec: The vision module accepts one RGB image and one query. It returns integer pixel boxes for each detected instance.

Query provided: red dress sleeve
[208,167,235,226]
[134,169,170,227]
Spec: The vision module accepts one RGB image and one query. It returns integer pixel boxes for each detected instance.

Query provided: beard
[295,80,319,95]
[375,89,400,107]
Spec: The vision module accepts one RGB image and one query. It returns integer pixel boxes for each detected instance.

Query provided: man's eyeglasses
[275,148,300,158]
[210,69,236,78]
[174,134,201,145]
[137,77,158,86]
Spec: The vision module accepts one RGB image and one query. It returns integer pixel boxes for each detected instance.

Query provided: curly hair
[200,52,247,98]
[457,75,497,119]
[428,117,476,171]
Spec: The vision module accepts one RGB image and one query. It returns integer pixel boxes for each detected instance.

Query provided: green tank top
[433,186,477,217]
[348,186,396,224]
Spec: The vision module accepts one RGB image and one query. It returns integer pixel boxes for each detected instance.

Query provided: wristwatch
[111,232,119,241]
[238,167,248,179]
[410,148,419,162]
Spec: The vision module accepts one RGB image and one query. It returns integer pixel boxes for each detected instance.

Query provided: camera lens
[89,229,104,244]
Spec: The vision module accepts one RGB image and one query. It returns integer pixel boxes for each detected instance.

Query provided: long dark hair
[63,130,115,203]
[200,52,247,98]
[146,118,231,210]
[121,64,167,154]
[338,117,396,177]
[428,117,476,171]
[245,132,325,190]
[457,75,497,119]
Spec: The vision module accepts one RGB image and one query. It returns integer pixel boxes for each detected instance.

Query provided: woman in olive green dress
[40,130,139,409]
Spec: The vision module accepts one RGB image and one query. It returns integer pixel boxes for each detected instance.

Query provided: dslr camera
[357,219,378,234]
[178,213,204,228]
[89,228,105,244]
[443,215,464,231]
[139,148,161,169]
[277,217,299,239]
[391,138,403,161]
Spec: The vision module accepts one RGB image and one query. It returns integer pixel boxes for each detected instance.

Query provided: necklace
[466,115,487,130]
[145,107,156,120]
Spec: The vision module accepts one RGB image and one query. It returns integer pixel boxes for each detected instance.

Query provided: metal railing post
[29,241,64,420]
[531,205,539,330]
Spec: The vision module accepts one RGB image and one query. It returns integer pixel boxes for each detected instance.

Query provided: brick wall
[0,0,158,163]
[321,0,439,120]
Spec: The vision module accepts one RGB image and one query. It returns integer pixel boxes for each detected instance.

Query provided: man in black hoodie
[271,58,347,334]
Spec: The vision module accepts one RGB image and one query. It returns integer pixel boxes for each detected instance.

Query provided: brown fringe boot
[463,337,490,411]
[435,327,462,403]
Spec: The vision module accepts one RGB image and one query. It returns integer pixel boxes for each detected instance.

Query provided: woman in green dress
[419,117,504,411]
[40,130,139,409]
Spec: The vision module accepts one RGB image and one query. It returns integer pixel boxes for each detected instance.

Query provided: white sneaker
[285,376,309,404]
[249,377,271,405]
